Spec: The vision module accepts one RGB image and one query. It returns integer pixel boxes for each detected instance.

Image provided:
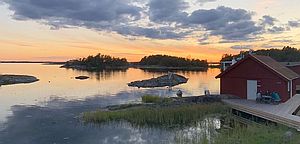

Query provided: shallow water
[0,63,220,144]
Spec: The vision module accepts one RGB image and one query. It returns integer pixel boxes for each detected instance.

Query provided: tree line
[221,46,300,62]
[65,54,209,70]
[65,53,128,69]
[139,55,208,67]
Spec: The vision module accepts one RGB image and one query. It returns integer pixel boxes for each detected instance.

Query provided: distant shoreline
[60,65,129,71]
[0,61,66,65]
[1,62,218,71]
[61,64,212,72]
[133,65,209,71]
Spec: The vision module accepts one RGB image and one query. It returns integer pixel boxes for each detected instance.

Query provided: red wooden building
[216,54,300,102]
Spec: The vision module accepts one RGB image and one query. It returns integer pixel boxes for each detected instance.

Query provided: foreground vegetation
[63,53,128,70]
[83,95,300,143]
[222,46,300,62]
[83,102,229,128]
[176,123,300,144]
[139,55,208,68]
[141,95,172,104]
[215,125,300,144]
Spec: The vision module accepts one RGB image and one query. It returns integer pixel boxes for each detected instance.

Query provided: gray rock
[128,73,188,88]
[0,75,39,86]
[283,131,293,141]
[75,76,89,80]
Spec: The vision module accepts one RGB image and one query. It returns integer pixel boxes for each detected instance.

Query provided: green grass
[175,118,300,144]
[214,124,300,144]
[141,95,173,104]
[83,103,229,128]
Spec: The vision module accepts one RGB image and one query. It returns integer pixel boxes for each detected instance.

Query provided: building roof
[216,54,300,80]
[281,62,300,67]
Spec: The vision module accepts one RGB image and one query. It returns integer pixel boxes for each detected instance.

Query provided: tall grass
[175,120,300,144]
[214,124,300,144]
[83,103,229,128]
[141,95,172,104]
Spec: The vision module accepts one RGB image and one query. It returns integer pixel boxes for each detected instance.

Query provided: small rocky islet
[0,74,39,86]
[128,73,188,88]
[75,76,90,80]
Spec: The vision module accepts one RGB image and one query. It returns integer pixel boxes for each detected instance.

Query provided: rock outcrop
[0,75,39,86]
[128,73,188,88]
[75,76,90,80]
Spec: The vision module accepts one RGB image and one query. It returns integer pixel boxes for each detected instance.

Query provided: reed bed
[141,95,172,104]
[214,124,300,144]
[83,102,229,128]
[175,121,300,144]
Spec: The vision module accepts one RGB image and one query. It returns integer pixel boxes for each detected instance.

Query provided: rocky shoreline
[128,73,188,88]
[0,75,39,86]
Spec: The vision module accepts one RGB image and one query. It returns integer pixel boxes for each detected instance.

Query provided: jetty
[223,94,300,131]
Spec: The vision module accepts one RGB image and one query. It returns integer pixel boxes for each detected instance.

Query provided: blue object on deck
[271,92,281,102]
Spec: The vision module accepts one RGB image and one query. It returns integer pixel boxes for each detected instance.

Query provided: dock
[222,94,300,130]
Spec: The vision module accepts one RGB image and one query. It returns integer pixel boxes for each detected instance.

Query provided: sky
[0,0,300,62]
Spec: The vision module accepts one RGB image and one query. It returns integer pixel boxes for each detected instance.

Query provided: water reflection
[0,91,221,144]
[0,64,220,122]
[0,63,221,143]
[175,118,221,144]
[65,68,128,81]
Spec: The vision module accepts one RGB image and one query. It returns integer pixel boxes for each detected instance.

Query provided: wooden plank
[222,95,300,131]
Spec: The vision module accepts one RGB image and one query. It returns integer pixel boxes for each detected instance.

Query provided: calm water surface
[0,63,220,144]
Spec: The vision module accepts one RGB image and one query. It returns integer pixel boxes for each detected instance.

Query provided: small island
[128,73,188,88]
[0,75,39,86]
[75,76,90,80]
[61,53,129,71]
[137,54,208,71]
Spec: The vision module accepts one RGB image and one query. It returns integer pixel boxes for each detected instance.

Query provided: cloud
[114,26,188,39]
[5,0,142,22]
[148,0,188,23]
[197,0,217,3]
[267,26,287,33]
[261,44,283,49]
[196,0,217,6]
[231,45,253,49]
[187,6,262,41]
[270,39,293,43]
[2,0,296,42]
[288,21,300,27]
[261,15,277,26]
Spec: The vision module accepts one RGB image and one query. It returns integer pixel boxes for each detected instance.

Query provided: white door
[247,80,257,100]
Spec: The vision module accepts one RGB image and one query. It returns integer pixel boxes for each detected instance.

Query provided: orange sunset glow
[0,0,300,62]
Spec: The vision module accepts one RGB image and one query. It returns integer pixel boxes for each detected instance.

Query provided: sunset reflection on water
[0,63,220,122]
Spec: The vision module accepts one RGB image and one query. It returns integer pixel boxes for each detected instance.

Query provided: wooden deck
[222,94,300,130]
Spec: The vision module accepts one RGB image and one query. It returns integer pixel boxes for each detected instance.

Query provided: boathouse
[216,54,300,102]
